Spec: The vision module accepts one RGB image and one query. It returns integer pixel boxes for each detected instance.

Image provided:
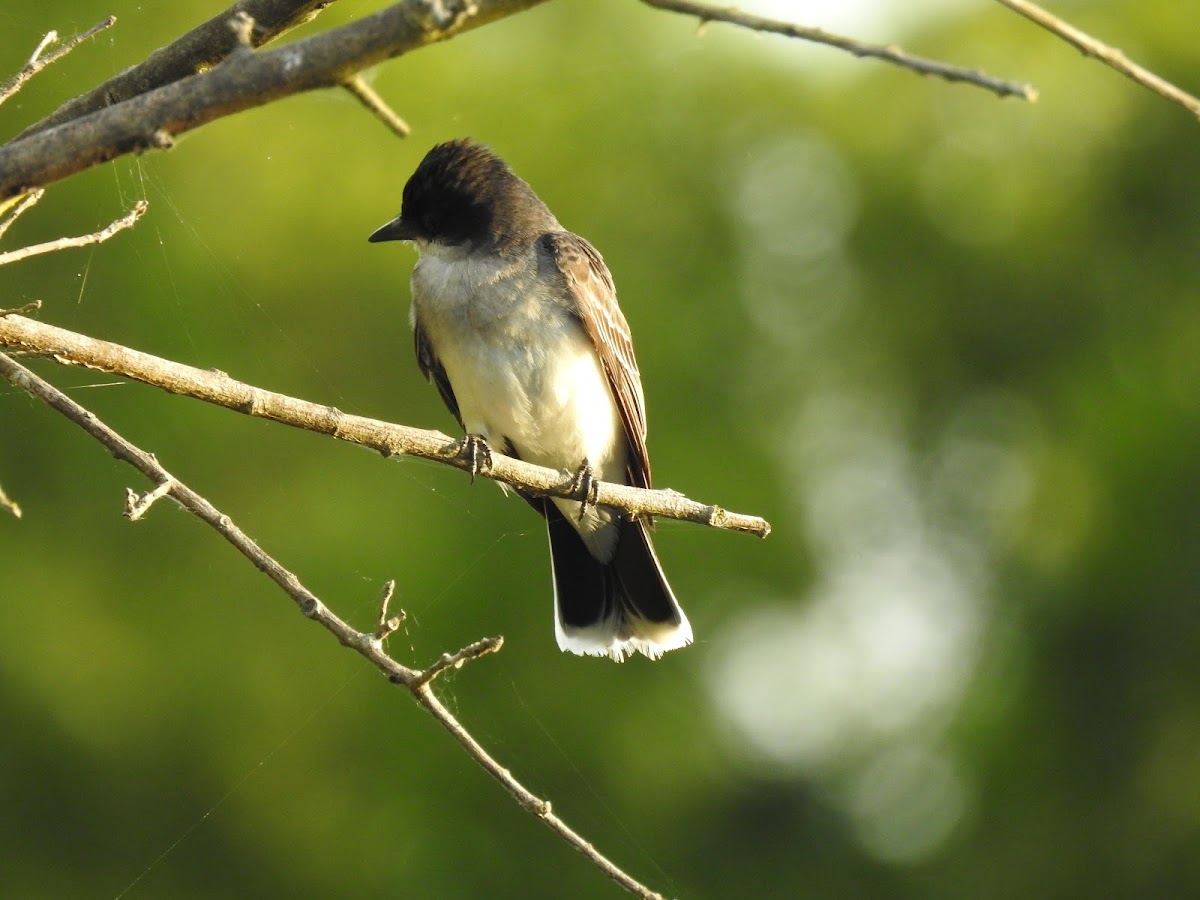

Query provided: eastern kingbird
[369,138,692,661]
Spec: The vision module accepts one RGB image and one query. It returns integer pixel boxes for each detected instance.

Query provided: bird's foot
[456,433,493,483]
[569,458,600,520]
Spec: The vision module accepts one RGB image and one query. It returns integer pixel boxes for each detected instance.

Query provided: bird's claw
[457,433,493,483]
[569,458,600,520]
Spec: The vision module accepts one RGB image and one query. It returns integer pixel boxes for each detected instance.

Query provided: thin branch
[342,74,411,137]
[993,0,1200,119]
[29,32,62,67]
[642,0,1037,101]
[0,0,551,199]
[412,636,505,687]
[0,190,46,241]
[124,478,175,521]
[0,315,771,537]
[0,201,148,266]
[0,482,21,518]
[373,578,407,641]
[17,1,345,138]
[0,17,116,107]
[0,300,43,317]
[0,349,665,900]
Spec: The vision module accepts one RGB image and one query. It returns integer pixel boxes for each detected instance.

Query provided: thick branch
[0,350,663,899]
[0,315,771,537]
[642,0,1037,101]
[993,0,1200,119]
[0,0,550,199]
[17,1,340,137]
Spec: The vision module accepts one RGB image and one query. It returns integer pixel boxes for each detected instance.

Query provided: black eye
[422,210,443,235]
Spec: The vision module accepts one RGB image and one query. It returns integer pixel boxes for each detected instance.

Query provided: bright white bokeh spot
[742,0,982,39]
[707,384,1035,862]
[739,0,987,74]
[845,744,971,864]
[733,132,859,264]
[729,131,862,348]
[709,545,981,772]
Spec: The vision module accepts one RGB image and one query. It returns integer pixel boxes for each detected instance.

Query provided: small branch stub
[149,130,175,150]
[412,636,505,688]
[0,482,22,518]
[342,75,411,138]
[125,479,175,521]
[229,11,258,49]
[374,578,407,641]
[0,189,45,240]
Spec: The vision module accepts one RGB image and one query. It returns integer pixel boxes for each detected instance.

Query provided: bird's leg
[456,433,493,483]
[569,457,600,520]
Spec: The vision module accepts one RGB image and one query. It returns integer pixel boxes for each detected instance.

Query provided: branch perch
[0,315,770,537]
[642,0,1038,101]
[0,349,664,900]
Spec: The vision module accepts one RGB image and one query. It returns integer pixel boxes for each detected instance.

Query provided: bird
[369,138,692,661]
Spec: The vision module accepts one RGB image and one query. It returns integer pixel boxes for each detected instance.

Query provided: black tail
[542,500,692,661]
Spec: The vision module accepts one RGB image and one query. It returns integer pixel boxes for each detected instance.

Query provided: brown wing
[540,231,651,489]
[413,317,463,430]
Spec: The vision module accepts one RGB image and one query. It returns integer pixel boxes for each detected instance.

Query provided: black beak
[368,216,416,243]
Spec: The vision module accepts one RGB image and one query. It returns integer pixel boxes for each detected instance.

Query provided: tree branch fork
[0,312,770,538]
[0,347,664,899]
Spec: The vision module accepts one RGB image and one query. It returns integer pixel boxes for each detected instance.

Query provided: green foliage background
[2,1,1199,896]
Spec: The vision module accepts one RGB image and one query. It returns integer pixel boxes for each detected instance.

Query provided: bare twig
[0,17,116,107]
[0,190,46,241]
[124,478,175,521]
[993,0,1200,119]
[412,636,505,687]
[0,482,21,518]
[374,578,407,641]
[28,32,61,66]
[0,349,666,900]
[642,0,1037,101]
[342,74,411,137]
[0,0,551,198]
[17,1,345,138]
[406,679,666,900]
[0,202,148,267]
[0,316,772,537]
[0,300,43,317]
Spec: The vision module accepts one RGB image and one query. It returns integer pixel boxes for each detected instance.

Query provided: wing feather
[413,316,462,430]
[540,232,651,489]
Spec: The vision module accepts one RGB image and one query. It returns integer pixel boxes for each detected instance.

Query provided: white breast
[410,246,627,552]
